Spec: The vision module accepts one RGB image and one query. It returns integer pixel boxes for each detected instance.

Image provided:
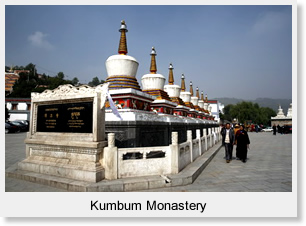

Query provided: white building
[271,103,292,126]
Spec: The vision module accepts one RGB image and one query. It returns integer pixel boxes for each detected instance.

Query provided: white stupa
[179,74,192,107]
[105,20,141,90]
[190,84,199,107]
[273,105,286,119]
[164,63,186,106]
[141,47,171,101]
[198,91,205,109]
[271,103,292,127]
[287,103,292,118]
[203,94,209,111]
[141,47,166,92]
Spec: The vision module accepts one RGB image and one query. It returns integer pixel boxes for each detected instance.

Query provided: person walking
[233,124,240,159]
[255,124,259,133]
[220,124,225,139]
[221,123,235,163]
[272,124,277,135]
[235,125,250,163]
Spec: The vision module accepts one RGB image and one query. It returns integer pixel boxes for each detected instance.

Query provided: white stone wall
[117,146,171,178]
[178,141,192,171]
[192,139,200,161]
[108,127,221,179]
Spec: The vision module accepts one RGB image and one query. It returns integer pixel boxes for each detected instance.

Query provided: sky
[5,4,292,100]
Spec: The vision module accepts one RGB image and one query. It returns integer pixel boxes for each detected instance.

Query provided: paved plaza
[5,131,292,192]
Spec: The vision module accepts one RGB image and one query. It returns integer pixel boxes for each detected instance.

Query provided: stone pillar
[170,132,179,174]
[196,129,202,155]
[203,128,208,151]
[212,128,216,145]
[208,128,212,148]
[172,131,178,145]
[196,129,201,139]
[108,133,115,147]
[187,130,193,162]
[104,133,118,180]
[187,130,192,141]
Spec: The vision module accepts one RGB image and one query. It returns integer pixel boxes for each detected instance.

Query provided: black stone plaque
[36,102,93,133]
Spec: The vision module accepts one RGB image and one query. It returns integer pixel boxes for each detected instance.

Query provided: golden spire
[181,74,186,91]
[118,20,128,55]
[190,81,193,96]
[201,91,204,101]
[150,47,157,74]
[168,63,174,85]
[205,94,208,103]
[196,87,200,98]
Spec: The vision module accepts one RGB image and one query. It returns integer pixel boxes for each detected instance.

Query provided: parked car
[282,125,292,134]
[262,127,273,132]
[10,121,29,132]
[14,120,29,126]
[5,122,20,134]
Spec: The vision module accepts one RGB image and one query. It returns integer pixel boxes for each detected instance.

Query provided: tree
[222,104,234,121]
[71,77,79,85]
[259,107,277,126]
[57,72,65,80]
[222,101,276,126]
[88,77,101,87]
[7,63,73,97]
[24,63,37,77]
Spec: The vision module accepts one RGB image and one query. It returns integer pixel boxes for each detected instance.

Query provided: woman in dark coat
[235,125,250,163]
[272,124,277,135]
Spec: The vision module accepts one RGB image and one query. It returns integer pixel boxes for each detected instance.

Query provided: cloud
[28,31,54,50]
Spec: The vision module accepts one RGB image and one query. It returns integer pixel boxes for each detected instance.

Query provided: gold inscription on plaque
[67,106,86,128]
[43,108,59,128]
[67,119,85,128]
[71,112,81,119]
[67,107,85,111]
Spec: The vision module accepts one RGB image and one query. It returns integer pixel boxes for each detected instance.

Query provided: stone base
[6,142,222,192]
[170,97,186,106]
[185,102,195,109]
[18,161,105,183]
[143,89,171,101]
[21,139,107,182]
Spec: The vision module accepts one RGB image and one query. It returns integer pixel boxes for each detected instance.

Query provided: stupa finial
[190,81,193,96]
[205,94,208,103]
[150,47,157,74]
[196,87,200,98]
[168,63,174,85]
[118,20,128,55]
[201,91,204,101]
[181,74,186,92]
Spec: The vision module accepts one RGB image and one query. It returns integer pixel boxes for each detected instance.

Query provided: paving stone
[5,131,292,192]
[139,132,292,192]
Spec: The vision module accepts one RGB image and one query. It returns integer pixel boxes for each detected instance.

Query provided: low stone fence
[103,127,222,180]
[117,146,171,178]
